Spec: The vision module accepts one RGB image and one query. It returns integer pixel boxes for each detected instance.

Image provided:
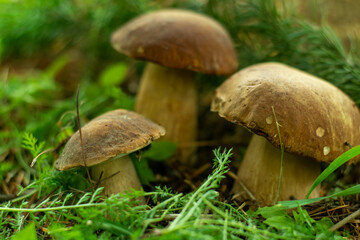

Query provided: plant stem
[273,106,284,205]
[0,202,104,213]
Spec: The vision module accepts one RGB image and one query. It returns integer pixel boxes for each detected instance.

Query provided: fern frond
[21,132,45,158]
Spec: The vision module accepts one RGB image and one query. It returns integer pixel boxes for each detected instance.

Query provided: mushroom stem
[232,134,321,206]
[135,63,197,163]
[90,155,142,197]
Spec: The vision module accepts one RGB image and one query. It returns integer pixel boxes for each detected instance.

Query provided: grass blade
[306,145,360,198]
[280,184,360,208]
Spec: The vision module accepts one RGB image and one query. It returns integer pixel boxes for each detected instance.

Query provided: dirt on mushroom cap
[211,62,360,163]
[55,109,165,171]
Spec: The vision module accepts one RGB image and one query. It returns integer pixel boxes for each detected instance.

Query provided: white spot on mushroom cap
[323,146,330,156]
[266,116,273,124]
[316,127,325,138]
[120,115,132,120]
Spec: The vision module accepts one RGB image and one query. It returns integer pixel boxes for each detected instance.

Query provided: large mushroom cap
[111,9,238,75]
[211,62,360,162]
[55,109,165,171]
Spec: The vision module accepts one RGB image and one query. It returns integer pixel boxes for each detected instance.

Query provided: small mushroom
[111,9,238,163]
[211,62,360,206]
[55,109,165,197]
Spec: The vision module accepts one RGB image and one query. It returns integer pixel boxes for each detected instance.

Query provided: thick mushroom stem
[90,155,142,197]
[135,63,197,163]
[232,135,321,206]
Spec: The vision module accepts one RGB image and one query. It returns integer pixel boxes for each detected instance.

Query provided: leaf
[112,87,134,110]
[55,127,74,145]
[95,220,132,236]
[21,132,45,158]
[293,207,315,226]
[99,63,128,87]
[142,141,177,161]
[45,54,69,78]
[264,215,294,230]
[11,223,37,240]
[256,205,295,230]
[256,205,288,218]
[316,217,334,230]
[306,145,360,198]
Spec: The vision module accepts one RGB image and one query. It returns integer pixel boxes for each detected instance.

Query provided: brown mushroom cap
[55,109,165,171]
[111,9,238,75]
[211,62,360,162]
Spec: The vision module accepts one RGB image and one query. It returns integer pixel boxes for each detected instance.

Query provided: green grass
[0,148,346,239]
[1,0,360,239]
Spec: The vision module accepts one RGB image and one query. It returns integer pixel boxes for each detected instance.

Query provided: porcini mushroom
[55,109,165,197]
[111,9,238,163]
[211,62,360,206]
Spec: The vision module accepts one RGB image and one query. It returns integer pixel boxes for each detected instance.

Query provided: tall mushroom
[211,62,360,206]
[55,109,165,197]
[111,9,238,163]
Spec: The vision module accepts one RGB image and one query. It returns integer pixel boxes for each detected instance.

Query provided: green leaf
[306,145,360,198]
[12,222,37,240]
[142,141,177,161]
[21,132,45,158]
[45,54,69,78]
[293,207,315,226]
[256,205,288,218]
[316,217,334,230]
[95,220,132,236]
[256,205,295,231]
[111,87,134,110]
[264,215,294,230]
[99,63,128,87]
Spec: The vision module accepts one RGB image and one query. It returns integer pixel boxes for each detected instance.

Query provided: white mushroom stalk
[91,154,140,196]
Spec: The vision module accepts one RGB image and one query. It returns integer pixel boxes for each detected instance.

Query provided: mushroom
[211,62,360,206]
[55,109,165,197]
[111,9,238,163]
